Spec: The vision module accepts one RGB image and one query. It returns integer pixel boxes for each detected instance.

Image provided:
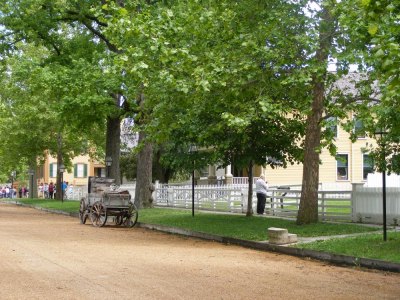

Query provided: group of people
[0,181,70,199]
[38,182,55,199]
[38,181,68,199]
[0,186,29,198]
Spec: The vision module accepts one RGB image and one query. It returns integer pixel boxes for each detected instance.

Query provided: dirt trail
[0,203,399,299]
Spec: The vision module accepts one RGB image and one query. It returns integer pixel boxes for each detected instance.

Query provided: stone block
[268,227,289,245]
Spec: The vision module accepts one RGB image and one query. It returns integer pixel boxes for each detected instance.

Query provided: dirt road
[0,203,399,299]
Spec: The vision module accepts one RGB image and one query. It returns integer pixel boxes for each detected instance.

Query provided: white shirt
[255,178,269,195]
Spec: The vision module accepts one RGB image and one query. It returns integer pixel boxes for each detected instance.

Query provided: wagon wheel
[79,198,88,224]
[123,203,138,228]
[90,201,107,227]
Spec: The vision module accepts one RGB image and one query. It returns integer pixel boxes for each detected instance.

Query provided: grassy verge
[138,207,379,241]
[297,233,400,263]
[3,198,79,213]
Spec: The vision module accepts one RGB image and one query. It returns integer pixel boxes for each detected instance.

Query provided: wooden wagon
[79,177,138,227]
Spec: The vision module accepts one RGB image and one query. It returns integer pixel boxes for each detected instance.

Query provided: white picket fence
[120,183,354,222]
[352,184,400,225]
[77,182,399,225]
[65,186,84,200]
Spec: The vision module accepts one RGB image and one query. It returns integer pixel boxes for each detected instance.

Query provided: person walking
[256,174,269,215]
[44,183,49,198]
[48,182,54,199]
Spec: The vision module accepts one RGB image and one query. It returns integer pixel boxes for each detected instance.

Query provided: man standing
[256,175,269,215]
[62,181,68,199]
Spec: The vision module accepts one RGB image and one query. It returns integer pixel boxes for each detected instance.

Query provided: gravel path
[1,203,399,300]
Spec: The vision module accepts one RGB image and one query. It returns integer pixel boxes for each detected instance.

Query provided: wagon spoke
[90,201,107,227]
[124,203,138,228]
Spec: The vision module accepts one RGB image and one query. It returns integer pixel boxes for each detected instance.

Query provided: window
[354,117,365,138]
[49,163,57,178]
[326,117,337,138]
[74,163,88,178]
[94,167,106,178]
[363,154,374,180]
[199,166,208,178]
[336,154,348,180]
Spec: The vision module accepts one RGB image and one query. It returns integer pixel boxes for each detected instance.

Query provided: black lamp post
[28,169,34,199]
[105,156,113,178]
[374,128,388,241]
[59,164,65,203]
[189,145,197,217]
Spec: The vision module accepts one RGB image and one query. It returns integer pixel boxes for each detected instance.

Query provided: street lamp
[189,145,198,217]
[59,164,65,203]
[374,128,388,241]
[105,156,113,178]
[28,169,34,199]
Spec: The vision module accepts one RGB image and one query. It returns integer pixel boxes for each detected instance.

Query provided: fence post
[351,183,364,222]
[320,191,325,221]
[271,190,275,216]
[241,189,247,214]
[168,188,174,207]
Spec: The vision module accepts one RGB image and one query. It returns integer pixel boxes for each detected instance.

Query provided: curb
[136,222,400,273]
[2,201,399,273]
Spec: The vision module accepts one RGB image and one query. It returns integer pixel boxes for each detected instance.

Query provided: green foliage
[120,152,138,181]
[357,0,400,173]
[99,0,311,176]
[0,0,121,174]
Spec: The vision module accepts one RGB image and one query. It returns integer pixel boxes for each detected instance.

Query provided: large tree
[101,1,311,212]
[0,38,109,198]
[358,0,400,173]
[0,0,131,186]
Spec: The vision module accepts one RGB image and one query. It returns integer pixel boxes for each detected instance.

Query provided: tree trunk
[297,6,335,224]
[106,113,121,185]
[134,131,153,208]
[134,91,154,208]
[246,161,254,217]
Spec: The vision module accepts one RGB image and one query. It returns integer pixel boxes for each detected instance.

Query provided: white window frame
[50,163,58,178]
[362,154,374,181]
[336,153,349,181]
[354,116,366,139]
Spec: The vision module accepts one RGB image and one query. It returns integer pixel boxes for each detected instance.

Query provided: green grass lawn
[138,207,379,241]
[297,232,400,263]
[4,198,79,213]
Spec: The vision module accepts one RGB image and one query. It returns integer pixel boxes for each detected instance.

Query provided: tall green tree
[0,0,129,185]
[0,39,109,198]
[359,0,400,173]
[102,1,311,211]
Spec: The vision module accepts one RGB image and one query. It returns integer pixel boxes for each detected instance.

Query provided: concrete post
[208,165,217,185]
[224,165,233,185]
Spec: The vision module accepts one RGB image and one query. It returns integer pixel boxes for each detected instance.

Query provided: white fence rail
[117,182,400,225]
[122,183,353,222]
